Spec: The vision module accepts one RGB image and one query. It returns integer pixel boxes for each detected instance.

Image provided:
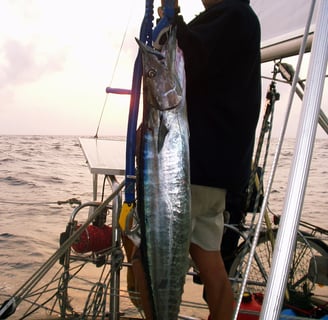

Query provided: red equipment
[72,224,113,253]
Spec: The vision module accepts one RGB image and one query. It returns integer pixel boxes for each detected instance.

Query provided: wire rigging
[94,4,136,138]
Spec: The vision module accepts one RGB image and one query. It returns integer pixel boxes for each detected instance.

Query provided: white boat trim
[261,29,314,62]
[260,0,328,318]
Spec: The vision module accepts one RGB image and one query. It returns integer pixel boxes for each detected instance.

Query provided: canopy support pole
[260,0,328,318]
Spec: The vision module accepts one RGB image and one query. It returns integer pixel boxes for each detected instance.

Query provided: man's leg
[221,190,247,272]
[131,247,154,320]
[122,235,153,319]
[190,243,233,320]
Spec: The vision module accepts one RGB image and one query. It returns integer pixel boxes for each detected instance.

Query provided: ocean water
[0,135,327,319]
[0,136,93,295]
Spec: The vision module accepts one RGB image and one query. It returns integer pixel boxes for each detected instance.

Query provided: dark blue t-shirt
[176,0,261,192]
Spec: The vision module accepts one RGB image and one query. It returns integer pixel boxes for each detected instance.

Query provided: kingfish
[136,28,191,320]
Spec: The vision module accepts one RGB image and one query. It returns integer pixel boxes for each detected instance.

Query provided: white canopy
[251,0,317,61]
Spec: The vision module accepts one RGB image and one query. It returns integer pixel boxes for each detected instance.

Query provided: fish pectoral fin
[158,117,169,153]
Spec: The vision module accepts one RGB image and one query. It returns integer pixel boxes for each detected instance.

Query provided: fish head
[136,31,183,111]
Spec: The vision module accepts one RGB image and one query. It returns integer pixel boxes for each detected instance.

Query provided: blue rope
[124,0,154,204]
[124,0,176,204]
[153,0,176,41]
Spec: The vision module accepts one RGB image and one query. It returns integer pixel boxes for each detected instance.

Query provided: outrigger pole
[260,0,328,319]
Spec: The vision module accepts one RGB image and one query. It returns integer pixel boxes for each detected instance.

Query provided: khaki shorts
[190,184,227,251]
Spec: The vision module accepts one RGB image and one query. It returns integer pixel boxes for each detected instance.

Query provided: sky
[0,0,327,138]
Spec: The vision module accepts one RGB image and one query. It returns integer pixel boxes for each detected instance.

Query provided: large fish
[136,28,191,319]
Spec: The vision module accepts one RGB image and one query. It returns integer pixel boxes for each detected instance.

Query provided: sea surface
[0,135,327,319]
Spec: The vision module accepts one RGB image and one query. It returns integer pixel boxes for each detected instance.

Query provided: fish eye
[147,69,157,78]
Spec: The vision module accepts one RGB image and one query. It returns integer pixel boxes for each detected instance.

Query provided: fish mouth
[135,38,165,60]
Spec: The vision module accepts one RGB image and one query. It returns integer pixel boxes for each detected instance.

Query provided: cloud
[0,0,69,90]
[0,39,67,88]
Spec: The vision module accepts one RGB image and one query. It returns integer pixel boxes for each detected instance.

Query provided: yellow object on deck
[119,202,134,231]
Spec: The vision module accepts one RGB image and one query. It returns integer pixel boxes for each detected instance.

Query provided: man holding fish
[174,0,261,319]
[131,0,261,319]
